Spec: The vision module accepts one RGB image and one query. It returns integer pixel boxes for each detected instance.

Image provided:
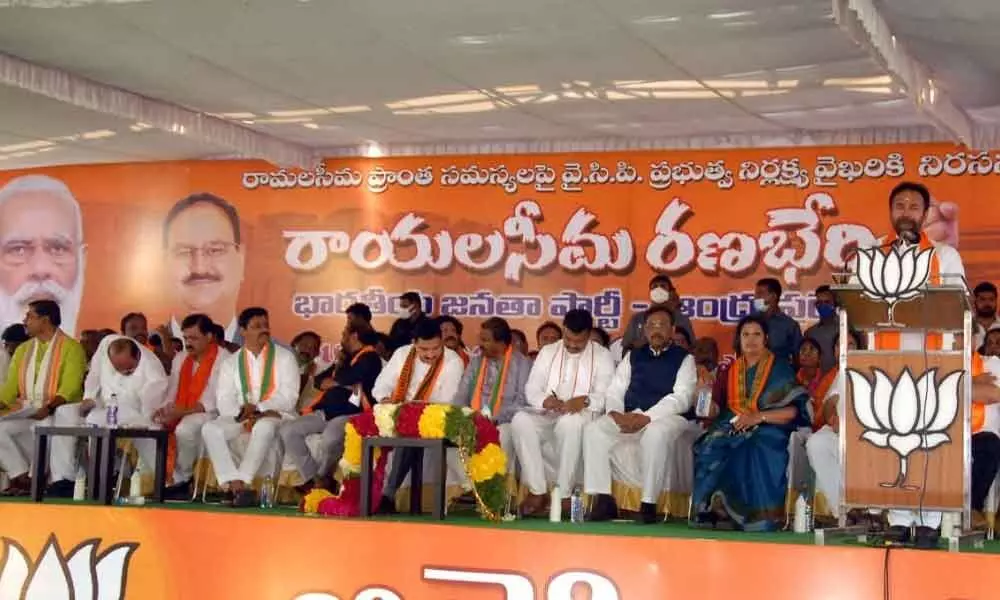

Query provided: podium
[831,278,972,529]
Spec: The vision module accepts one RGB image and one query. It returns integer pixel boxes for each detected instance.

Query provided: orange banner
[3,503,1000,599]
[0,144,995,355]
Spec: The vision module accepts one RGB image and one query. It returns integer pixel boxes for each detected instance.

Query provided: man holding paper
[513,309,614,517]
[0,300,87,497]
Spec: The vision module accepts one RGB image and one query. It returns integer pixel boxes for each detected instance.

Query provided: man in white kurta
[201,308,299,506]
[154,314,231,499]
[805,370,844,518]
[851,182,965,542]
[512,309,614,516]
[82,335,169,471]
[372,319,465,513]
[583,306,697,523]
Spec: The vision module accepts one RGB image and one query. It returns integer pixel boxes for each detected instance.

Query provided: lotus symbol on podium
[0,536,137,600]
[847,367,962,490]
[855,244,934,326]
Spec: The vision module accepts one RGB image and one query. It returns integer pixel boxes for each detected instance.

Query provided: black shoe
[164,480,192,502]
[376,496,397,515]
[587,494,618,522]
[914,526,940,550]
[232,489,257,508]
[885,525,911,545]
[635,502,658,525]
[46,479,74,499]
[220,489,235,506]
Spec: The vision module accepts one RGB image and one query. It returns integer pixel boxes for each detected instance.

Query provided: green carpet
[7,498,999,554]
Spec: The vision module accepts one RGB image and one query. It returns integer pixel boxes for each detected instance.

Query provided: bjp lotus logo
[848,368,962,489]
[0,536,137,600]
[854,245,933,325]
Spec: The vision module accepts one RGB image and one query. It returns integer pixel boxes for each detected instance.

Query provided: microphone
[899,229,920,245]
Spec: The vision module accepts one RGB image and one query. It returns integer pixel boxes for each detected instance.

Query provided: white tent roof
[0,0,996,169]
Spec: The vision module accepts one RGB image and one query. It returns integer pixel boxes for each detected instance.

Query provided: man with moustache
[850,181,966,548]
[164,194,245,343]
[0,175,86,336]
[388,291,430,352]
[121,312,175,372]
[201,307,299,507]
[438,315,469,366]
[972,283,1000,350]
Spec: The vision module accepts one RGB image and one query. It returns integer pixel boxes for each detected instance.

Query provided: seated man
[372,318,464,512]
[453,317,531,469]
[0,300,87,497]
[81,335,169,473]
[153,314,231,500]
[514,309,614,517]
[584,305,697,524]
[280,324,383,494]
[202,307,299,507]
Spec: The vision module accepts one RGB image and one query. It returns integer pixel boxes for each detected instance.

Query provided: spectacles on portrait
[170,242,239,262]
[1,239,80,267]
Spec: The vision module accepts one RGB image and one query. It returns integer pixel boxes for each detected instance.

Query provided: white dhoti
[805,425,840,518]
[511,410,587,498]
[202,416,281,485]
[583,414,694,504]
[85,407,161,473]
[0,404,81,482]
[173,412,213,484]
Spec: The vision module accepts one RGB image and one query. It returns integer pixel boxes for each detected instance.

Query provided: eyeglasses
[170,242,238,262]
[1,239,78,267]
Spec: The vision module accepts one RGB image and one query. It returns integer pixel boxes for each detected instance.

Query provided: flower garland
[304,402,507,521]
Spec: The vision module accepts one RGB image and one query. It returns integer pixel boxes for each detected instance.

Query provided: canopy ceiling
[0,0,997,169]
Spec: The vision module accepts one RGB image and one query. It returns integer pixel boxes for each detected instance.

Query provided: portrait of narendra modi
[0,174,85,335]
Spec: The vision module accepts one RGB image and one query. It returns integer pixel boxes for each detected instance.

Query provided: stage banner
[0,504,890,600]
[0,143,996,357]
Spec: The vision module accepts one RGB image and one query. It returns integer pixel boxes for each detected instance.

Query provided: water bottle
[106,394,118,428]
[793,493,810,533]
[129,464,143,502]
[73,468,86,501]
[549,486,562,523]
[260,476,272,509]
[570,487,584,524]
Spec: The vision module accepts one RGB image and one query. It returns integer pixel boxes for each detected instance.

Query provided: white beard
[0,275,84,336]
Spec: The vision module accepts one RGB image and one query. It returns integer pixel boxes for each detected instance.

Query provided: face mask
[398,306,414,318]
[649,288,671,304]
[753,298,769,312]
[816,304,836,319]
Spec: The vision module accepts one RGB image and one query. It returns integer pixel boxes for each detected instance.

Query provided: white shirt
[974,319,1000,351]
[215,343,300,418]
[84,334,169,424]
[524,340,615,413]
[603,350,697,421]
[165,347,233,414]
[372,345,464,404]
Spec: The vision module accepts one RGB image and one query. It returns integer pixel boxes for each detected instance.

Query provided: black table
[360,437,448,519]
[32,426,169,505]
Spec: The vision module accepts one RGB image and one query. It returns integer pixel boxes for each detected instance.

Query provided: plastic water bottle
[260,476,272,509]
[129,464,143,502]
[570,487,584,524]
[549,486,562,522]
[73,468,86,501]
[793,493,810,533]
[106,394,118,428]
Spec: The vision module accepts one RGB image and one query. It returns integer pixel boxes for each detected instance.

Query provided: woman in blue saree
[690,314,811,531]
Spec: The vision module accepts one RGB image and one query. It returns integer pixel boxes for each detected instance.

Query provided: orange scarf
[798,367,837,430]
[874,234,942,351]
[457,347,470,368]
[470,345,513,414]
[972,353,986,433]
[728,351,775,415]
[303,346,376,414]
[390,347,443,403]
[175,344,220,411]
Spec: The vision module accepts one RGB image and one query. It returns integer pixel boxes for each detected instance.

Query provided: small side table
[360,437,448,519]
[32,426,106,502]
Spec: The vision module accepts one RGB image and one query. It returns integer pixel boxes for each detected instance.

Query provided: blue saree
[690,352,810,531]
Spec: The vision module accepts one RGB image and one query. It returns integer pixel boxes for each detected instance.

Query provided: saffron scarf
[390,347,443,403]
[176,343,220,411]
[457,347,470,368]
[797,367,838,430]
[303,346,377,414]
[469,345,513,417]
[727,351,775,416]
[19,332,65,409]
[873,234,942,351]
[238,340,277,405]
[972,353,987,433]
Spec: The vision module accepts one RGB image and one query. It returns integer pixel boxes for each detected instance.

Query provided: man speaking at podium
[859,182,965,547]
